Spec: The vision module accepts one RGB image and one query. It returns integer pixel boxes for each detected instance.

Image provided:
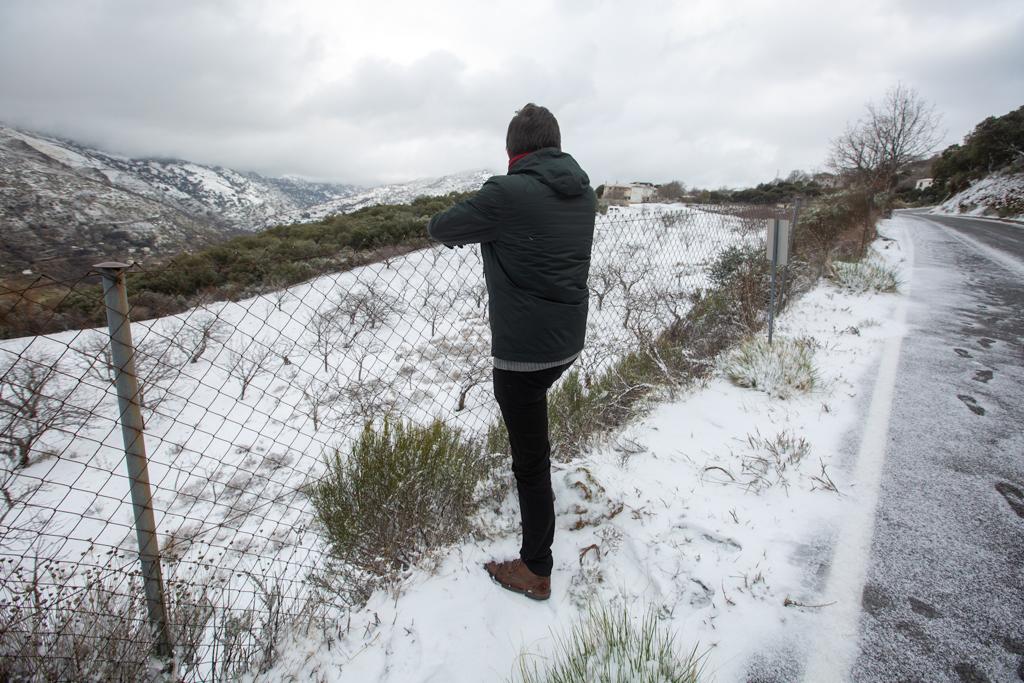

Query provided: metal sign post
[766,218,791,345]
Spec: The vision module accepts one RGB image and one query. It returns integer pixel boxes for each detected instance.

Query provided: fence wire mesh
[0,203,784,680]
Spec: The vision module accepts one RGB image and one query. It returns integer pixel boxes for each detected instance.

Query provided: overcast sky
[1,0,1021,188]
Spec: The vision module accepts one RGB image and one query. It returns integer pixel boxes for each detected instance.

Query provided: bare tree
[588,263,617,311]
[418,278,459,337]
[333,373,398,427]
[335,284,402,347]
[429,325,492,413]
[610,258,648,299]
[307,309,344,373]
[829,83,942,192]
[297,377,334,431]
[266,280,292,312]
[454,352,493,412]
[0,355,89,469]
[348,333,384,383]
[225,339,275,400]
[73,330,183,412]
[466,281,488,314]
[173,311,228,364]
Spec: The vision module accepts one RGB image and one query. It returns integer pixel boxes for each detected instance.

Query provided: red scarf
[508,151,531,170]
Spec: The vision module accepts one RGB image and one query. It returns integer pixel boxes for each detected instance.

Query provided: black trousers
[492,361,573,577]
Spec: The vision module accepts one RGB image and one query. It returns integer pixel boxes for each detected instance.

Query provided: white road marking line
[802,220,914,682]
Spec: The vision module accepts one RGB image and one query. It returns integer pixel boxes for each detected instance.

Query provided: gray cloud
[1,0,1021,187]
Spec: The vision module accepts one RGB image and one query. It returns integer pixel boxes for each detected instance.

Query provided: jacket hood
[509,148,591,197]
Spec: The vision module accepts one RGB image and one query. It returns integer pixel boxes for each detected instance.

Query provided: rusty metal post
[95,262,173,662]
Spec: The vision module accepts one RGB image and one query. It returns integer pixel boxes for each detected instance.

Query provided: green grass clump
[719,336,818,399]
[309,419,485,602]
[514,603,704,683]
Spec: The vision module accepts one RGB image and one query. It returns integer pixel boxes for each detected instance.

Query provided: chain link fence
[0,203,782,679]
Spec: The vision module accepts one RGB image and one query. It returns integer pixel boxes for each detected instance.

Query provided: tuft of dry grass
[513,601,705,683]
[719,336,818,399]
[829,259,900,294]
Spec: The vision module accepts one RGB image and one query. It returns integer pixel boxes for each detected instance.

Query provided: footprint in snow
[994,481,1024,519]
[957,394,986,416]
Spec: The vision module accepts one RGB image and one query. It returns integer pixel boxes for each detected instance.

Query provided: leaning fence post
[95,262,174,662]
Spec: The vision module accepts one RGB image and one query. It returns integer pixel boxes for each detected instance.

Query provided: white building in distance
[602,182,658,204]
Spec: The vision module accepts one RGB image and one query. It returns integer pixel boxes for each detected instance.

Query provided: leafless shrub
[588,263,617,312]
[610,259,648,300]
[73,329,184,411]
[0,354,89,470]
[173,310,230,364]
[466,281,488,313]
[225,338,276,400]
[0,556,322,682]
[417,278,459,337]
[330,373,400,429]
[297,377,333,431]
[307,308,344,373]
[336,284,402,338]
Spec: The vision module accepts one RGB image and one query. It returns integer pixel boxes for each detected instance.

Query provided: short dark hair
[506,103,561,156]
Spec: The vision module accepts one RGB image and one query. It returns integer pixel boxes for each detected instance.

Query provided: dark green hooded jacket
[427,148,597,362]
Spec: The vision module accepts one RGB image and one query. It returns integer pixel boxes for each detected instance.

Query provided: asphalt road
[851,211,1024,682]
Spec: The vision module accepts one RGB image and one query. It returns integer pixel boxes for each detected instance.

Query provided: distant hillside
[0,125,495,280]
[934,172,1024,221]
[1,192,472,339]
[0,126,359,278]
[928,105,1024,220]
[272,169,494,224]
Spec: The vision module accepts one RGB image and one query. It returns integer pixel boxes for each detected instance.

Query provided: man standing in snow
[427,103,596,601]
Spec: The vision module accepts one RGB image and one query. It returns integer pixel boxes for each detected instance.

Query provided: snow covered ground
[0,203,757,673]
[250,220,912,681]
[932,172,1024,222]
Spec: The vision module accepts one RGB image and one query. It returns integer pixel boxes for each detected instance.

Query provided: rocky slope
[933,171,1024,222]
[0,126,496,279]
[0,126,360,278]
[273,169,494,224]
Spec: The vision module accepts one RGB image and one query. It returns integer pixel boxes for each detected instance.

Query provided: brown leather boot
[484,559,551,601]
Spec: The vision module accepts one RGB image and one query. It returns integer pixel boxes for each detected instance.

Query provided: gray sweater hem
[492,352,580,372]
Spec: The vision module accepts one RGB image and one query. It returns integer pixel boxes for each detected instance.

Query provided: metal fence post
[95,262,174,662]
[768,219,780,345]
[778,197,801,310]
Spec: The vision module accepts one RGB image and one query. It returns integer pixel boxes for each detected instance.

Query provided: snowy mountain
[273,169,494,224]
[0,126,357,278]
[0,125,494,279]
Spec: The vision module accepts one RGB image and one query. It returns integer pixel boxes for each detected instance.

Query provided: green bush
[309,419,486,603]
[514,602,704,683]
[932,105,1024,195]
